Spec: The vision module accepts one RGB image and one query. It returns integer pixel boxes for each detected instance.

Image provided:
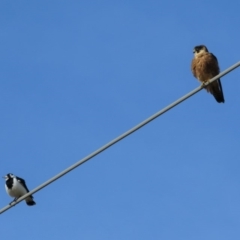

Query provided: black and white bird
[3,173,36,206]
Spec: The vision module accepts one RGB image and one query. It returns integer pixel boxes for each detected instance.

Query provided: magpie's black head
[3,173,15,180]
[193,45,209,54]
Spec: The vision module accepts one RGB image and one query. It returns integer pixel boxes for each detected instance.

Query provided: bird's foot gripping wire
[201,81,210,89]
[9,198,18,206]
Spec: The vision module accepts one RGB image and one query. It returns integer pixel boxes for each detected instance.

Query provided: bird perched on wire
[191,45,225,103]
[3,173,36,206]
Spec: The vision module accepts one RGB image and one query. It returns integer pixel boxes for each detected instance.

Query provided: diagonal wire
[1,61,240,214]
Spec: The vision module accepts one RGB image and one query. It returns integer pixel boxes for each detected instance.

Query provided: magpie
[3,173,36,206]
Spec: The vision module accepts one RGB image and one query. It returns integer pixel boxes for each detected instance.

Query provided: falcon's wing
[206,53,224,103]
[206,53,220,75]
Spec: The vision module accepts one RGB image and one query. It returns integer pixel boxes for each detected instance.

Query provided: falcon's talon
[202,81,209,87]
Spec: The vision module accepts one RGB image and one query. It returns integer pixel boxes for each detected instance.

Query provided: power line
[1,61,240,214]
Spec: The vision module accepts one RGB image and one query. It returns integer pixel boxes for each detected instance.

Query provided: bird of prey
[191,45,225,103]
[3,173,36,206]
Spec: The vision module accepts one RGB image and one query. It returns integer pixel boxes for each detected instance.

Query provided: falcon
[191,45,225,103]
[3,173,36,206]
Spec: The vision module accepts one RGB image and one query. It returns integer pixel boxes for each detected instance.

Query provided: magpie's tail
[25,196,36,206]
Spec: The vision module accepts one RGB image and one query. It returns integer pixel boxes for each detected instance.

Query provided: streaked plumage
[191,45,225,103]
[4,173,36,206]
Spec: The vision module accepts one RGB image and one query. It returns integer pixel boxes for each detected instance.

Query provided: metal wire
[1,61,240,214]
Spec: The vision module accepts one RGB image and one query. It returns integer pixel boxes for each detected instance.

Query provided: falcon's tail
[206,79,225,103]
[25,196,36,206]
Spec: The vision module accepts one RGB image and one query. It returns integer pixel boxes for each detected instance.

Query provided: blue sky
[1,1,240,239]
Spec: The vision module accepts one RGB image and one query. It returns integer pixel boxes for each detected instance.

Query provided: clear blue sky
[1,1,240,239]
